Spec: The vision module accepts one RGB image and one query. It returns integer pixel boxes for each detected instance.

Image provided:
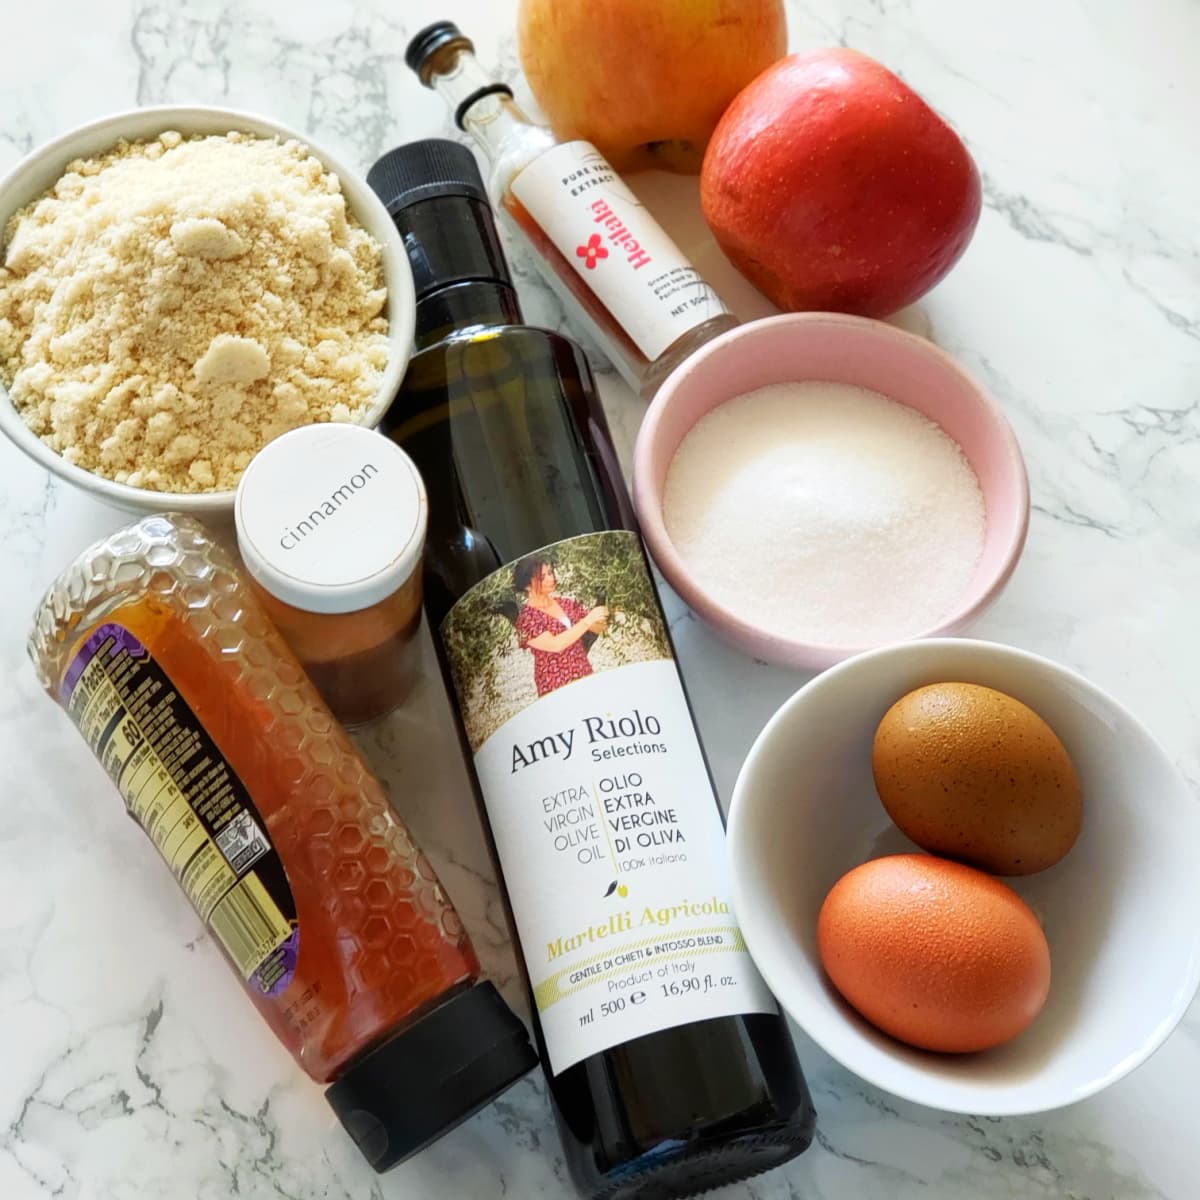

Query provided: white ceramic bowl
[0,106,415,519]
[729,638,1200,1115]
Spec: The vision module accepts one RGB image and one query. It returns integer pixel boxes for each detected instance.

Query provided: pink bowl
[633,313,1030,670]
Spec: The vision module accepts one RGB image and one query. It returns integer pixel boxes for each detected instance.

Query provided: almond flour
[0,130,389,493]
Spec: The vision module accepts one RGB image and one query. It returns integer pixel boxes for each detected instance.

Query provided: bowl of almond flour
[0,106,416,517]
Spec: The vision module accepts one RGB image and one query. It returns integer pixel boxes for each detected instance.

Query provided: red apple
[701,49,982,316]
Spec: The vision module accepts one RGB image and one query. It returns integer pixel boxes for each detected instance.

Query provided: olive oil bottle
[369,140,814,1199]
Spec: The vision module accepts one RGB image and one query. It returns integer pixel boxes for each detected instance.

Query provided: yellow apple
[518,0,787,174]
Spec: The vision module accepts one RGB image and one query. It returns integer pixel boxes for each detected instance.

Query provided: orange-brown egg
[872,682,1083,875]
[817,854,1050,1053]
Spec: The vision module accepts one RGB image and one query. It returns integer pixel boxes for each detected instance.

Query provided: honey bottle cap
[325,981,536,1171]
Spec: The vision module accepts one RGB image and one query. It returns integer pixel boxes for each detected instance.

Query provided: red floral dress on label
[516,598,594,697]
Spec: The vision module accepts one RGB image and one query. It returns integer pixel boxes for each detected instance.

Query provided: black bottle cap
[405,20,472,75]
[325,981,536,1172]
[368,139,513,298]
[367,138,487,213]
[405,21,514,126]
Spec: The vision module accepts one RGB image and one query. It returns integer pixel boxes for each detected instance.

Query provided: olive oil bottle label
[510,141,728,362]
[442,531,773,1074]
[64,623,299,996]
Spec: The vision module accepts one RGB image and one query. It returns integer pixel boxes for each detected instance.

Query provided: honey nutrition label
[63,623,300,995]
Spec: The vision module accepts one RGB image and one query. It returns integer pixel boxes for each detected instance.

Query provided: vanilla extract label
[441,531,774,1075]
[510,140,728,362]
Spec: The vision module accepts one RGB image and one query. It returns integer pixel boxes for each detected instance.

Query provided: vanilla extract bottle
[368,139,814,1199]
[405,21,739,400]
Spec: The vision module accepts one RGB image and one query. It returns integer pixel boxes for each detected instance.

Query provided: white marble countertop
[2,1,1198,1197]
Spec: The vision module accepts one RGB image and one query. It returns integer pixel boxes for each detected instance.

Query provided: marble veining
[1,0,1197,1197]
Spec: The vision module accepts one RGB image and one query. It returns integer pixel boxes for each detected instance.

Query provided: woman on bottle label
[514,556,609,696]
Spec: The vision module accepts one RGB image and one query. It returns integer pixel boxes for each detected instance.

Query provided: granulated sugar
[662,381,986,647]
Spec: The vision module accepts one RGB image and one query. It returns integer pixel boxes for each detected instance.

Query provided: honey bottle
[28,513,536,1171]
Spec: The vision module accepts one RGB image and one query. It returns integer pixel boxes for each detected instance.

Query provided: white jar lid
[235,424,427,615]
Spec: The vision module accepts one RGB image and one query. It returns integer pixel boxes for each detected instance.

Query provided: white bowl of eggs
[728,638,1200,1115]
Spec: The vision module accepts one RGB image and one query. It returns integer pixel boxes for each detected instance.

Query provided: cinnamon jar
[235,423,427,726]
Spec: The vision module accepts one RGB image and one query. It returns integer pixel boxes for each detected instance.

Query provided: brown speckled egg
[872,682,1083,875]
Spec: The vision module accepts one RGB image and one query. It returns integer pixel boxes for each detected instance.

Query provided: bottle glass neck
[426,45,543,170]
[414,280,522,350]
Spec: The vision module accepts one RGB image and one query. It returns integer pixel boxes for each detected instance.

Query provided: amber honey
[28,514,535,1168]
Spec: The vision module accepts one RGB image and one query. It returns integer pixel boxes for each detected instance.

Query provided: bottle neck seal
[414,280,522,349]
